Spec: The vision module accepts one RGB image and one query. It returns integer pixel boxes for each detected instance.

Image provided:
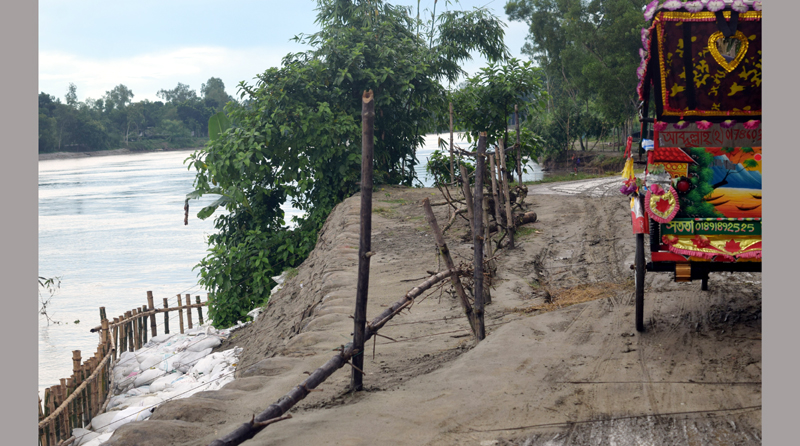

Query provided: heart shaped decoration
[708,30,749,73]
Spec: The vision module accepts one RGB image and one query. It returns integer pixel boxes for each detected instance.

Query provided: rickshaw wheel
[635,233,646,332]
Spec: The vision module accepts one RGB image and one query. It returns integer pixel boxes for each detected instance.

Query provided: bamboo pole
[482,195,493,305]
[133,308,141,349]
[207,268,463,446]
[459,163,475,236]
[141,305,148,344]
[352,89,375,392]
[39,349,114,430]
[515,104,522,183]
[71,351,82,427]
[112,318,119,359]
[498,139,516,249]
[196,296,204,325]
[422,197,478,336]
[472,134,487,341]
[147,291,157,338]
[489,152,503,228]
[177,294,185,334]
[47,387,56,445]
[163,298,170,334]
[449,102,455,185]
[185,294,193,329]
[125,311,134,352]
[57,382,66,441]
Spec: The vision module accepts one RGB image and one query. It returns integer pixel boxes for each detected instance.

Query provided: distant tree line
[38,77,235,153]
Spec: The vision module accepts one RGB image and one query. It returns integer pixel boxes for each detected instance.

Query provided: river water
[38,134,543,397]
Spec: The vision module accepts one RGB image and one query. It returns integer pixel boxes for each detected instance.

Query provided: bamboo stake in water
[196,296,204,325]
[177,294,185,334]
[163,298,170,334]
[185,293,193,329]
[147,291,157,338]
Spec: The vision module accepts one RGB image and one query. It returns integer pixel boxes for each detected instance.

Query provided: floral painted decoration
[743,120,760,129]
[673,121,689,130]
[645,184,680,223]
[662,234,679,246]
[684,1,705,13]
[654,121,668,132]
[732,0,749,13]
[753,1,762,11]
[720,120,737,129]
[696,120,713,130]
[662,0,683,11]
[706,0,726,12]
[644,0,660,21]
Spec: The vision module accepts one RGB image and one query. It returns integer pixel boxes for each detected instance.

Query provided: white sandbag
[190,352,224,377]
[80,431,113,446]
[90,410,120,433]
[105,405,154,432]
[148,372,182,393]
[72,427,101,446]
[148,332,176,344]
[115,371,139,392]
[186,335,221,352]
[173,348,212,373]
[133,368,165,388]
[137,353,165,370]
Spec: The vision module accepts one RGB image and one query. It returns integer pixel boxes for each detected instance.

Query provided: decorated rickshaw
[623,0,762,332]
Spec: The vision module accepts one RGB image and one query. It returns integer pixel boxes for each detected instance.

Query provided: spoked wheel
[635,233,646,332]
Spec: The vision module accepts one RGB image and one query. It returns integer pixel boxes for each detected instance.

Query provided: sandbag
[133,368,165,388]
[186,335,221,352]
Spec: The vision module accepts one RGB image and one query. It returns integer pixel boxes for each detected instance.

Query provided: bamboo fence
[37,292,208,446]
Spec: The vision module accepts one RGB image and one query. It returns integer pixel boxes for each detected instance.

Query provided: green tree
[187,0,510,327]
[157,83,198,104]
[201,77,233,112]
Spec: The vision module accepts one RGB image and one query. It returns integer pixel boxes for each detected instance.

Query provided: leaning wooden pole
[422,197,478,336]
[515,104,522,183]
[498,139,516,249]
[472,133,487,341]
[351,89,375,392]
[449,102,455,185]
[207,268,463,446]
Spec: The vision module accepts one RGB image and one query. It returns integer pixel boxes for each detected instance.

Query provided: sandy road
[105,177,761,446]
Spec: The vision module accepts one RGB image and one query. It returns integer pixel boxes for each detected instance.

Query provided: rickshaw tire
[635,233,646,332]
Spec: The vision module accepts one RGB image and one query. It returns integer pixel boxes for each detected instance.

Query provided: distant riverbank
[39,146,201,161]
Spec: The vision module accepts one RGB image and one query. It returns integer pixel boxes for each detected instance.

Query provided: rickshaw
[624,1,762,332]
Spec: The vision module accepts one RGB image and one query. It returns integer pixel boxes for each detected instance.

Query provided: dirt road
[106,177,761,446]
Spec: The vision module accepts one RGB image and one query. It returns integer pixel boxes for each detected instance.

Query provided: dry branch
[207,268,463,446]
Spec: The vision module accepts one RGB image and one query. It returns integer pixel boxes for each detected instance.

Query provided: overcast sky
[39,0,531,104]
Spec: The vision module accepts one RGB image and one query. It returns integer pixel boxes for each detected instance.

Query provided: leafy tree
[201,77,234,112]
[103,84,134,111]
[157,83,198,104]
[186,0,510,327]
[65,83,78,107]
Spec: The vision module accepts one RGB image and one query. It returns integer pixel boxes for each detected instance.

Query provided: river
[38,133,543,397]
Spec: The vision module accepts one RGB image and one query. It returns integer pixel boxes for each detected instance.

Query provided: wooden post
[498,139,516,249]
[125,311,134,352]
[141,305,149,344]
[112,317,119,359]
[459,163,475,236]
[163,298,170,334]
[422,198,478,336]
[482,195,493,305]
[449,102,455,185]
[351,89,374,392]
[196,296,204,325]
[132,308,140,349]
[147,291,157,338]
[177,294,185,334]
[473,134,487,341]
[101,319,109,359]
[489,152,503,229]
[72,351,82,427]
[46,387,56,445]
[515,104,522,183]
[185,294,193,329]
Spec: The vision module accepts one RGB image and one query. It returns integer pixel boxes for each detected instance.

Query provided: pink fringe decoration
[667,246,762,260]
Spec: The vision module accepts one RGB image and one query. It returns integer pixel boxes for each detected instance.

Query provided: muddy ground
[106,177,762,446]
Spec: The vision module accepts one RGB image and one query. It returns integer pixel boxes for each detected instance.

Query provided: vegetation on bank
[38,78,234,153]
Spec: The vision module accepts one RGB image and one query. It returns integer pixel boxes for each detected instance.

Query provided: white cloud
[39,46,298,102]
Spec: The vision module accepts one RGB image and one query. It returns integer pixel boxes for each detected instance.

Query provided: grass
[373,206,396,217]
[516,226,541,238]
[514,281,629,315]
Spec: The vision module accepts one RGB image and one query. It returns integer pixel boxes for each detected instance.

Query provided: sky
[39,0,531,104]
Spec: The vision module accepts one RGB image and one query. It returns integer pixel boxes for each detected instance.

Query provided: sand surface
[105,178,762,446]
